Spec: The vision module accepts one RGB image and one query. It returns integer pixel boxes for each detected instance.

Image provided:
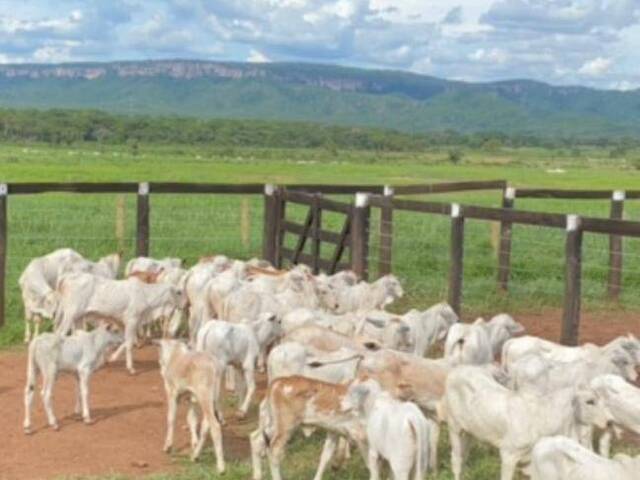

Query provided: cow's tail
[410,416,431,480]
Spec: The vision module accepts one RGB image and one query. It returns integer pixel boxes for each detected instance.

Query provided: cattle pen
[1,180,640,346]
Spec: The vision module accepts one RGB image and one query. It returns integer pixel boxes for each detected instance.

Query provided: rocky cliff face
[0,60,367,92]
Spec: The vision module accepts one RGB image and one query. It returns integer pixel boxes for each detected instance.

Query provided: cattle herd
[17,248,640,479]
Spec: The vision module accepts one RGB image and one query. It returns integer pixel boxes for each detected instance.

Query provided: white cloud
[469,47,508,64]
[579,57,613,76]
[247,49,270,63]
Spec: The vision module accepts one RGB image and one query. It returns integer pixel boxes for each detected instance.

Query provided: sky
[0,0,639,90]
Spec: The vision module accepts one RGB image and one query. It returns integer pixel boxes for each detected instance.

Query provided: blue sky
[0,0,638,90]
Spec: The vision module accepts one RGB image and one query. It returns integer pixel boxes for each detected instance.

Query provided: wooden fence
[366,193,640,345]
[3,180,637,346]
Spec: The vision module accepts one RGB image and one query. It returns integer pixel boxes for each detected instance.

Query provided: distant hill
[0,60,639,138]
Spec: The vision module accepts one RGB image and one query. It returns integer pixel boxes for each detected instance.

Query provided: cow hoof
[23,427,32,435]
[83,418,95,425]
[235,410,247,420]
[52,423,60,431]
[163,445,172,454]
[128,369,137,376]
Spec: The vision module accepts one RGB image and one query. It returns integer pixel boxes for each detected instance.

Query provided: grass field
[2,141,639,479]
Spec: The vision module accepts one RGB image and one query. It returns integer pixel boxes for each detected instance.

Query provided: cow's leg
[24,312,32,343]
[109,341,126,362]
[430,420,441,473]
[78,369,93,424]
[267,427,294,480]
[313,433,339,480]
[214,363,226,426]
[23,378,36,434]
[33,314,41,337]
[123,321,138,375]
[599,429,612,457]
[41,369,59,431]
[449,423,466,480]
[367,446,381,480]
[499,449,518,480]
[225,366,236,391]
[74,373,82,416]
[250,426,266,480]
[186,402,200,451]
[163,392,178,453]
[195,390,225,473]
[238,365,255,418]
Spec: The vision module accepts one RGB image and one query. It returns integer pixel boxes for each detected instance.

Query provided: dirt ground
[0,308,638,480]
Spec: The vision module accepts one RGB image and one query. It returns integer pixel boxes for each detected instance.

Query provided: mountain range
[0,60,638,138]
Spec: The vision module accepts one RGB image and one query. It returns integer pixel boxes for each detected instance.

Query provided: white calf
[195,313,280,418]
[23,324,122,433]
[528,436,640,480]
[445,314,524,365]
[341,379,433,480]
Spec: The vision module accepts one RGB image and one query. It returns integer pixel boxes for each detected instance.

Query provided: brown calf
[250,376,366,480]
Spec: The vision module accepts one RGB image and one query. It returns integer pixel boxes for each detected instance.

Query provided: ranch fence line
[1,180,640,346]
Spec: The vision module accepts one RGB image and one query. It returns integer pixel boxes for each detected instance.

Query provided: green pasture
[3,142,639,479]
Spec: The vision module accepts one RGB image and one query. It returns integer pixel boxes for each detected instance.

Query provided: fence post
[275,187,286,269]
[561,214,582,346]
[351,192,370,280]
[0,183,6,328]
[311,193,322,275]
[378,185,394,277]
[607,190,625,301]
[449,203,464,315]
[262,184,279,265]
[136,182,150,257]
[497,186,515,292]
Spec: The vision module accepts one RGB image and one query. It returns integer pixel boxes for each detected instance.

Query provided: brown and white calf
[250,376,367,480]
[157,339,225,473]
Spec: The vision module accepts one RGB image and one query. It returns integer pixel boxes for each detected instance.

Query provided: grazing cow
[341,379,434,480]
[249,376,367,480]
[157,339,225,472]
[56,273,186,374]
[445,314,524,365]
[19,248,120,342]
[591,374,640,457]
[335,274,404,314]
[23,324,122,433]
[440,365,613,480]
[528,436,640,480]
[195,313,280,418]
[281,308,361,336]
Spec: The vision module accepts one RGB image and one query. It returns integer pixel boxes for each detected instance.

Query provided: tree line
[0,107,637,151]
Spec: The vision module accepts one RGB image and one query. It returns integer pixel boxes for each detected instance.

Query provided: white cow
[23,324,122,433]
[267,342,363,384]
[195,313,280,418]
[441,365,613,480]
[591,374,640,457]
[335,274,404,314]
[341,379,433,480]
[55,273,186,374]
[508,349,638,395]
[528,436,640,480]
[124,256,183,276]
[445,314,524,365]
[19,248,120,342]
[502,334,640,370]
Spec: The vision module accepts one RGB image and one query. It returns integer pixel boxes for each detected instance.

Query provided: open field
[1,142,639,479]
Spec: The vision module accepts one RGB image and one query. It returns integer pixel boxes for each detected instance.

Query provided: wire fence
[2,192,264,344]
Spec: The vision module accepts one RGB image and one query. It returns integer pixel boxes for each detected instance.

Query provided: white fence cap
[138,182,150,195]
[566,214,581,231]
[355,192,370,208]
[383,185,395,196]
[451,203,461,218]
[0,183,6,196]
[612,190,625,201]
[264,184,276,195]
[505,187,516,200]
